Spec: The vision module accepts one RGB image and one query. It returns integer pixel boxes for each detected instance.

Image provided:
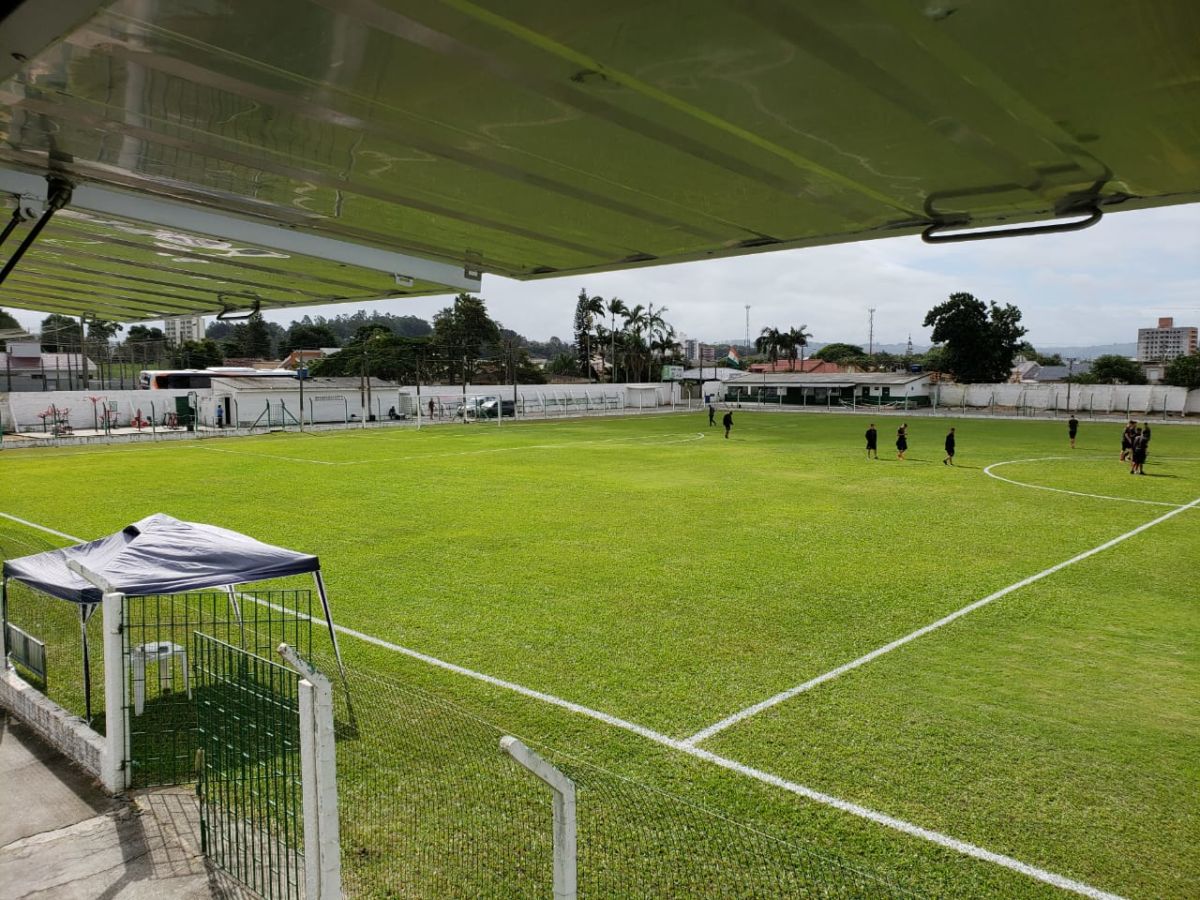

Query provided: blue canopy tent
[2,514,345,721]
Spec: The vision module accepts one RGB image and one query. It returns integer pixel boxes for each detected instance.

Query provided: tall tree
[1089,354,1148,385]
[922,292,1027,383]
[1162,353,1200,390]
[432,293,502,383]
[785,325,811,371]
[812,342,866,365]
[242,310,275,358]
[85,318,123,342]
[755,327,782,369]
[40,314,83,351]
[573,290,604,381]
[605,297,628,383]
[279,322,340,355]
[0,308,20,332]
[172,339,224,369]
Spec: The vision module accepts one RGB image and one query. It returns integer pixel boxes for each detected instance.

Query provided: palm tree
[606,297,628,383]
[645,303,669,380]
[623,304,648,380]
[651,327,682,378]
[577,290,605,381]
[756,327,782,370]
[786,325,812,371]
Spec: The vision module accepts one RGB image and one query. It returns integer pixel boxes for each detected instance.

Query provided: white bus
[138,367,295,389]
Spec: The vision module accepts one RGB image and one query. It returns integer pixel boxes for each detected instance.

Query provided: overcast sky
[9,203,1199,349]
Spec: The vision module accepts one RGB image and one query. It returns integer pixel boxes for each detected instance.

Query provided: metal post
[501,737,577,900]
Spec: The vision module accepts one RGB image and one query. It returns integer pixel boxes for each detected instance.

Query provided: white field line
[0,510,1131,900]
[0,511,86,542]
[683,496,1200,747]
[983,457,1185,507]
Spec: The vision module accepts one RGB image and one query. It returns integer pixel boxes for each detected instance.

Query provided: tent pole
[313,571,352,709]
[80,605,93,724]
[313,571,345,675]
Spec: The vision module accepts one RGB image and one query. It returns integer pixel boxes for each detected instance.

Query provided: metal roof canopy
[1,0,1198,321]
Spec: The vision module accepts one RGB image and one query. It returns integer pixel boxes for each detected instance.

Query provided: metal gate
[194,632,305,900]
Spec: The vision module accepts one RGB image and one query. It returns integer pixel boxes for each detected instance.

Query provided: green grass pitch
[1,411,1197,898]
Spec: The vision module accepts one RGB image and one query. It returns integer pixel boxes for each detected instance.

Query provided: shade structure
[3,513,320,604]
[1,1,1198,320]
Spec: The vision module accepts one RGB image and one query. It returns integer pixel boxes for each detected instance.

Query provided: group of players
[862,415,1154,474]
[863,422,957,465]
[1118,419,1153,475]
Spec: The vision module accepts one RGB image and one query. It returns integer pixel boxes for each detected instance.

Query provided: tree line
[569,291,682,381]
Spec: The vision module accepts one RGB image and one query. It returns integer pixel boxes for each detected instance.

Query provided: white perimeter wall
[934,382,1197,415]
[1,389,194,432]
[2,383,684,431]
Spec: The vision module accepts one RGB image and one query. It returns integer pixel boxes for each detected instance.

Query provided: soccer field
[2,411,1197,898]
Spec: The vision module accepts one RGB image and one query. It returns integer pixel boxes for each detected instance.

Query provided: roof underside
[1,0,1198,321]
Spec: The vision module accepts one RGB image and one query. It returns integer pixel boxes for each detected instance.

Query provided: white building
[162,315,206,346]
[1137,317,1197,362]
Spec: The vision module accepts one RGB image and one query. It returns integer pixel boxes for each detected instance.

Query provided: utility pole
[1065,357,1076,413]
[744,305,750,357]
[867,308,876,358]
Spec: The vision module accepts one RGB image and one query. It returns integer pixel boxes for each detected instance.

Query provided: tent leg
[313,571,352,712]
[81,606,93,725]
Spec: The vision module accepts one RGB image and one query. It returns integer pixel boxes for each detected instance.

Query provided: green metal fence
[195,632,304,900]
[122,589,314,787]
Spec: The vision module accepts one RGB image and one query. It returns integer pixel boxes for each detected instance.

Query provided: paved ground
[0,710,252,900]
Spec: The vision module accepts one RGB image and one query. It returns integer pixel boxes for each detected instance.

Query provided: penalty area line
[0,509,1130,900]
[684,496,1200,747]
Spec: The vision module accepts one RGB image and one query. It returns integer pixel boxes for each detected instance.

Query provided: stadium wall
[933,382,1193,415]
[1,389,194,433]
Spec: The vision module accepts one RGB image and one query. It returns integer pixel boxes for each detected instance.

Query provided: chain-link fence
[329,663,916,899]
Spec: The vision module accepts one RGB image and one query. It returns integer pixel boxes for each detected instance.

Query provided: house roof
[0,351,98,373]
[209,376,393,391]
[746,359,842,374]
[1026,362,1091,382]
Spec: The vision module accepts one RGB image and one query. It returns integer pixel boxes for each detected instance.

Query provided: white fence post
[65,561,127,794]
[279,644,341,900]
[501,736,577,900]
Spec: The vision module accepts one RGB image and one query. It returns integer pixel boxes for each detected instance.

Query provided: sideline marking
[0,510,1131,900]
[983,457,1186,507]
[683,497,1200,747]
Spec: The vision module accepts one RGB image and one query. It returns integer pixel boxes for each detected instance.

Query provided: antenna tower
[867,308,876,356]
[744,304,750,353]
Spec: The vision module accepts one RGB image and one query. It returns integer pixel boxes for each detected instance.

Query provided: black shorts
[866,441,877,450]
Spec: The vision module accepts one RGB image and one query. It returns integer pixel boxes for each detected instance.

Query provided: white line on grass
[0,510,1133,900]
[983,457,1186,507]
[683,496,1200,747]
[0,511,86,542]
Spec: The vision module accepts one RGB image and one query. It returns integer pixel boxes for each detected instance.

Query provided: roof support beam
[0,167,481,291]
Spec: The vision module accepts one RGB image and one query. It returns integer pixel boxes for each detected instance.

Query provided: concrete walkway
[0,711,252,899]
